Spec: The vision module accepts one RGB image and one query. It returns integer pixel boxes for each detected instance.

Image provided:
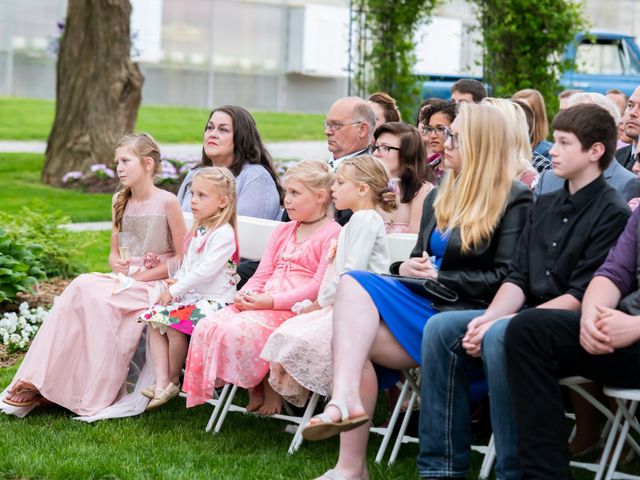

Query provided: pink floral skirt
[182,305,294,407]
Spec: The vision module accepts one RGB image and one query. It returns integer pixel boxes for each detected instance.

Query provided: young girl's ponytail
[340,155,399,213]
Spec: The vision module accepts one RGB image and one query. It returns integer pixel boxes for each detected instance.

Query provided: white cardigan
[317,209,390,307]
[169,223,237,304]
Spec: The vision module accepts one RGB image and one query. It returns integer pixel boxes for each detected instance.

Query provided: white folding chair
[237,215,282,261]
[386,233,418,264]
[600,387,640,480]
[209,382,322,454]
[373,368,495,479]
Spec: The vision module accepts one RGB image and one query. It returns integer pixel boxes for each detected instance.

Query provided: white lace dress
[261,210,390,406]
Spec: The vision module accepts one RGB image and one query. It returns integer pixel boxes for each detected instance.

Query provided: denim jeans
[418,310,521,479]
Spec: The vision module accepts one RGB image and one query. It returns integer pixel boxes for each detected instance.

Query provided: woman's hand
[156,289,173,306]
[112,259,130,275]
[398,256,437,279]
[300,301,322,315]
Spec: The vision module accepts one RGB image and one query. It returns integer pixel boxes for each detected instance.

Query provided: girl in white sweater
[139,167,239,410]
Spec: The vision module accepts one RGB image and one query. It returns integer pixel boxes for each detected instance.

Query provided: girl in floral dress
[1,133,186,418]
[183,160,341,415]
[139,167,240,411]
[261,155,394,409]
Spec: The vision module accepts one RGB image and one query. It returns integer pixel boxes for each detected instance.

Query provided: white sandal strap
[323,469,348,480]
[326,399,350,421]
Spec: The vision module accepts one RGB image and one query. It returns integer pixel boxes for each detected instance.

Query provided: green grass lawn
[0,97,325,143]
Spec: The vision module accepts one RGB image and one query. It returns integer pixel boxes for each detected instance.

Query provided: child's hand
[113,259,130,275]
[156,289,173,306]
[300,301,321,315]
[240,292,274,311]
[166,279,177,286]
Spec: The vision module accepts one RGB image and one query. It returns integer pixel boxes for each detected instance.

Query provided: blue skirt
[347,270,438,364]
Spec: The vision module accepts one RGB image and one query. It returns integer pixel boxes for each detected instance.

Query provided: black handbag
[381,274,459,303]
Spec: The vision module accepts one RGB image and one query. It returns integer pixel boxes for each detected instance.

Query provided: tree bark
[42,0,143,186]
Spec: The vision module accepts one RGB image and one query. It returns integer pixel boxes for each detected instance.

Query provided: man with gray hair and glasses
[324,96,376,170]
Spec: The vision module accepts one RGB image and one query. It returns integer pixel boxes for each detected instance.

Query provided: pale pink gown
[0,189,175,418]
[183,220,341,408]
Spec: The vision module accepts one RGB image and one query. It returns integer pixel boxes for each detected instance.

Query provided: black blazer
[397,181,532,304]
[615,144,635,171]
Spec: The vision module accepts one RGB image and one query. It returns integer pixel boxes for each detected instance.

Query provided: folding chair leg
[375,380,410,464]
[214,384,238,433]
[288,392,320,454]
[604,400,638,480]
[205,384,230,432]
[389,390,418,465]
[478,434,496,480]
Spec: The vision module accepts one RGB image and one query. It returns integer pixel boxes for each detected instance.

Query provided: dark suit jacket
[397,181,532,304]
[616,144,635,171]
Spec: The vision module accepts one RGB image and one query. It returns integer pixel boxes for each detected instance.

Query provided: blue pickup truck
[421,31,640,99]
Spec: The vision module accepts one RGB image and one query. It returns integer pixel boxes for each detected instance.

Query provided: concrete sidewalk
[0,140,329,160]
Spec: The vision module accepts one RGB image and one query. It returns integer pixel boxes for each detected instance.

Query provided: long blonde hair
[339,155,398,212]
[434,103,514,253]
[113,133,161,232]
[284,160,335,215]
[192,166,237,232]
[482,97,532,177]
[512,89,549,147]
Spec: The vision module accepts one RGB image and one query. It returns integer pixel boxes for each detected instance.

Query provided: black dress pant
[505,308,640,480]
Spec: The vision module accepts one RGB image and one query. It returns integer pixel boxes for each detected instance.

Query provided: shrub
[0,228,43,303]
[0,204,88,279]
[0,301,48,352]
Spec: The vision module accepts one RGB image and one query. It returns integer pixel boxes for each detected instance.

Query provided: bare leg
[166,329,189,386]
[246,384,264,412]
[255,377,283,416]
[149,327,170,390]
[569,384,604,455]
[329,276,382,416]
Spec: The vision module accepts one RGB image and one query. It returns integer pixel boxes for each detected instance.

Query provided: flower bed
[0,302,48,352]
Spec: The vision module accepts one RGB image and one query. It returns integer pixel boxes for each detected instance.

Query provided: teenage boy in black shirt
[418,103,630,480]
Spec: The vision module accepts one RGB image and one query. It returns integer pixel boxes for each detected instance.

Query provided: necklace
[300,214,327,225]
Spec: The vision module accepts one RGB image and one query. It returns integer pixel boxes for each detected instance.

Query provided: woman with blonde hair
[482,97,539,189]
[301,104,532,480]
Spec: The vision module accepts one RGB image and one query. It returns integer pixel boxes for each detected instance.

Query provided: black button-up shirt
[505,175,630,305]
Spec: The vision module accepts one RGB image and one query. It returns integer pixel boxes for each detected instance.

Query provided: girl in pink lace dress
[370,122,435,234]
[262,155,395,408]
[1,133,186,418]
[183,160,341,415]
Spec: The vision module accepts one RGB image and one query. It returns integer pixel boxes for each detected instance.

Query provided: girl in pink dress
[183,160,341,415]
[1,133,186,418]
[139,167,240,411]
[262,155,395,409]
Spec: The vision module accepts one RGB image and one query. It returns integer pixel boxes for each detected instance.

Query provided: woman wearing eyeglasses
[420,100,457,177]
[370,122,435,233]
[300,103,532,480]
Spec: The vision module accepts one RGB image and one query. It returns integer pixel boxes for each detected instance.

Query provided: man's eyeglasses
[371,144,401,154]
[442,127,459,149]
[324,121,363,131]
[422,125,449,136]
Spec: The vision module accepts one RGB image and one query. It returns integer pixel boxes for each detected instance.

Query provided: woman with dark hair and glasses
[420,100,457,177]
[177,105,283,220]
[371,122,435,233]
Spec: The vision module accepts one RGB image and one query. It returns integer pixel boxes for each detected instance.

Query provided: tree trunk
[42,0,143,186]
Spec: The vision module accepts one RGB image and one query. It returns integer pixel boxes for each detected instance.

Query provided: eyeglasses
[323,121,363,131]
[442,127,459,149]
[371,144,401,154]
[422,125,449,136]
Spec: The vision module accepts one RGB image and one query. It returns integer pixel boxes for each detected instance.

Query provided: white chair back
[386,233,418,264]
[237,215,281,261]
